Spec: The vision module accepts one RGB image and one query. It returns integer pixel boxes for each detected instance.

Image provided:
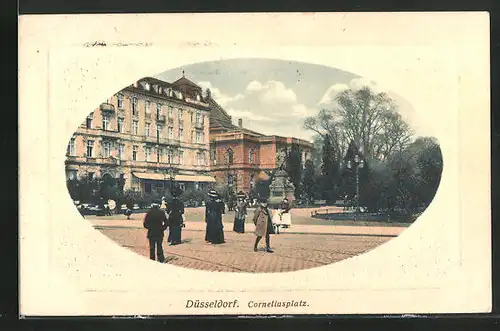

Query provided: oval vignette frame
[64,58,444,274]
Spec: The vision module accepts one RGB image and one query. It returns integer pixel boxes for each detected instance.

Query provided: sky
[155,58,427,142]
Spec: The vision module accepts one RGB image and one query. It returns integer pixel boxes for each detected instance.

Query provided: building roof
[171,76,202,90]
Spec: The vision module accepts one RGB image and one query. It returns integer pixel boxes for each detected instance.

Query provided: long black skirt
[168,225,182,244]
[233,217,245,233]
[206,221,225,244]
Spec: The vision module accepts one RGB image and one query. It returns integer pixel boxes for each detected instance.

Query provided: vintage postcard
[18,12,491,316]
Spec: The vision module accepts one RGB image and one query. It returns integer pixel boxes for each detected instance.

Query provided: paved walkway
[88,208,406,273]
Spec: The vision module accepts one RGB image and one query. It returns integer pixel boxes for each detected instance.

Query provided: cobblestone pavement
[90,208,406,273]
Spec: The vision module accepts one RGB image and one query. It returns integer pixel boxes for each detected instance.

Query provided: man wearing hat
[143,202,169,262]
[233,191,247,233]
[205,189,225,244]
[251,171,274,253]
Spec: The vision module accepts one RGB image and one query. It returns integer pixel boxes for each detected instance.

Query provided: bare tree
[304,86,413,161]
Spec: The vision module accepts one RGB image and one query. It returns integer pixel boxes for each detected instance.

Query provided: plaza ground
[87,207,408,273]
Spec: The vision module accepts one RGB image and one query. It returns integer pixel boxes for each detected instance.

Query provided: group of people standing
[142,188,292,263]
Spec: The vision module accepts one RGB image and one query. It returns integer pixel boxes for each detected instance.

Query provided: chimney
[238,118,243,128]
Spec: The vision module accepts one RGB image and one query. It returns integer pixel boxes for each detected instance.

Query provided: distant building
[206,90,313,194]
[65,75,215,195]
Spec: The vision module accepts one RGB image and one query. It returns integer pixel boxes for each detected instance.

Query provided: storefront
[132,172,216,194]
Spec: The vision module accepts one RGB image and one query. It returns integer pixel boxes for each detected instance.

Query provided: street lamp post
[347,154,364,220]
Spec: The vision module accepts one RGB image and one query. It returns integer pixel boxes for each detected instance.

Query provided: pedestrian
[252,198,274,253]
[143,203,169,263]
[233,191,247,233]
[274,197,292,234]
[205,189,225,244]
[166,190,184,246]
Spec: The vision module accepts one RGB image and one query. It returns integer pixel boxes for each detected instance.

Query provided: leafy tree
[301,159,317,203]
[321,134,341,203]
[285,143,303,199]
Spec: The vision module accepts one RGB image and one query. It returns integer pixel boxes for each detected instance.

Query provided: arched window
[227,148,234,164]
[249,148,255,165]
[211,148,217,165]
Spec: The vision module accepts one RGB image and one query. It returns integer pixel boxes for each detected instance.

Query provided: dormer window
[196,94,201,101]
[144,82,150,91]
[178,92,183,99]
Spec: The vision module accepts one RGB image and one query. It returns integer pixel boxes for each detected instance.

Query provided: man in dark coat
[143,203,169,262]
[252,170,274,252]
[205,189,225,244]
[166,191,185,246]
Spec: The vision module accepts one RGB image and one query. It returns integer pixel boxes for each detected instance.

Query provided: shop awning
[133,172,216,183]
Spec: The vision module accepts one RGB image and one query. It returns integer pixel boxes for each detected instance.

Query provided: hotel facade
[65,76,215,195]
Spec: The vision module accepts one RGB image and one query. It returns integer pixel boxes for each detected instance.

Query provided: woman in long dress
[166,193,184,245]
[233,191,247,233]
[205,190,225,244]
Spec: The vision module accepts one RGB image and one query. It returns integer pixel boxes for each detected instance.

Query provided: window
[145,123,150,136]
[86,116,92,129]
[196,112,201,125]
[145,147,151,162]
[250,173,255,188]
[132,120,138,135]
[117,94,123,109]
[196,152,203,166]
[156,125,162,138]
[156,103,162,116]
[86,140,94,157]
[118,144,125,160]
[103,141,111,157]
[156,182,164,194]
[196,132,201,143]
[145,182,152,194]
[102,115,110,131]
[196,94,201,101]
[117,118,124,133]
[211,148,216,165]
[158,148,163,163]
[227,148,234,164]
[145,100,150,114]
[67,138,75,156]
[168,106,173,119]
[249,148,255,165]
[178,128,183,141]
[167,149,173,164]
[132,97,138,115]
[201,132,205,143]
[228,174,234,186]
[191,112,194,123]
[132,145,138,161]
[178,108,183,123]
[179,150,184,165]
[168,127,174,140]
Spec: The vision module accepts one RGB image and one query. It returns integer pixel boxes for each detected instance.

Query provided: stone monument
[268,168,295,206]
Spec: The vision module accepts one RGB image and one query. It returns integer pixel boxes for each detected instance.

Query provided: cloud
[317,78,385,105]
[226,108,272,122]
[197,81,244,107]
[245,80,262,92]
[196,79,317,140]
[317,83,349,105]
[259,80,297,104]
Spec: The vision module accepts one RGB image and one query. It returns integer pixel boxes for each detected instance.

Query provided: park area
[87,206,408,273]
